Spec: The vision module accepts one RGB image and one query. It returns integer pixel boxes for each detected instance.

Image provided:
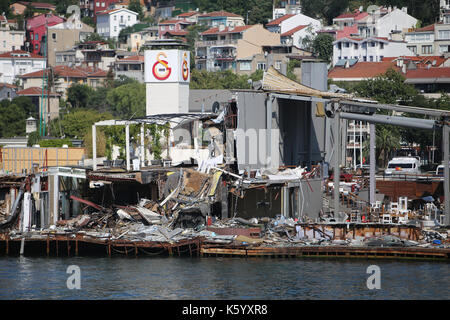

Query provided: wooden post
[75,238,78,256]
[67,236,70,257]
[5,235,9,255]
[108,239,111,257]
[46,236,49,256]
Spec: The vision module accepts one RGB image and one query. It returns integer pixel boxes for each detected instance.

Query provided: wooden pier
[0,233,203,257]
[200,244,450,260]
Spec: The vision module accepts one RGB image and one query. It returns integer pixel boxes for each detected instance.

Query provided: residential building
[127,26,158,51]
[0,83,18,101]
[16,86,60,121]
[332,36,415,66]
[266,14,322,46]
[436,9,450,54]
[10,2,56,15]
[273,0,302,20]
[114,55,144,82]
[97,8,139,40]
[176,11,201,23]
[79,0,120,19]
[26,13,65,55]
[19,65,108,99]
[328,56,450,95]
[195,24,280,74]
[332,9,369,30]
[154,3,174,21]
[405,24,435,56]
[0,15,25,53]
[357,7,417,39]
[0,50,46,84]
[197,11,245,28]
[47,14,94,66]
[158,19,193,39]
[77,41,117,70]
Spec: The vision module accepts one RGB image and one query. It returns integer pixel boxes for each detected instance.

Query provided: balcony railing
[196,39,238,47]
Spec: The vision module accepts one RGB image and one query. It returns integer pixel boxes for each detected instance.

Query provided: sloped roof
[328,61,399,80]
[336,25,358,39]
[334,10,368,21]
[198,11,242,18]
[0,50,44,59]
[408,24,435,33]
[26,13,64,29]
[281,25,308,37]
[266,14,295,26]
[201,25,253,35]
[159,19,191,25]
[19,65,108,79]
[405,67,450,79]
[177,11,199,18]
[16,87,59,96]
[116,55,145,63]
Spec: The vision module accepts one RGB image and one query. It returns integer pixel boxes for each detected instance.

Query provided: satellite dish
[211,101,220,114]
[367,5,380,14]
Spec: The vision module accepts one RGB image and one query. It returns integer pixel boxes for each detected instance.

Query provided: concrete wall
[146,82,190,115]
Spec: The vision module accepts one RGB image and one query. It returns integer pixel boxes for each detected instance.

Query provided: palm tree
[376,126,401,168]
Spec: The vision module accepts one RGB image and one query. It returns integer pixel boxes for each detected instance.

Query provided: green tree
[106,81,146,118]
[190,70,253,89]
[49,109,113,139]
[67,84,93,109]
[0,97,35,137]
[82,16,96,28]
[312,33,334,63]
[128,0,144,20]
[376,125,401,168]
[55,0,78,16]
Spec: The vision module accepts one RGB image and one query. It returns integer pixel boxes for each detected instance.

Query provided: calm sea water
[0,256,448,300]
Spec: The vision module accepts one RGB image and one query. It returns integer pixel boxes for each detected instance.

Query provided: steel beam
[334,108,340,218]
[444,125,450,223]
[370,123,376,205]
[125,123,130,171]
[92,125,97,171]
[340,112,437,130]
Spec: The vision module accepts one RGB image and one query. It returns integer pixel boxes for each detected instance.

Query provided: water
[0,256,448,299]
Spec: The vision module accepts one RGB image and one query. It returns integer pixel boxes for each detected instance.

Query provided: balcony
[196,39,238,48]
[212,53,235,61]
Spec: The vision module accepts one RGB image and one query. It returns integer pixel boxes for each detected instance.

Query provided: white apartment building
[0,15,25,53]
[405,25,435,56]
[357,7,418,38]
[333,37,414,66]
[0,50,46,84]
[97,8,138,40]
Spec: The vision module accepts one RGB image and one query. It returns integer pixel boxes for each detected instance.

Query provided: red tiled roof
[26,13,64,29]
[199,11,242,18]
[0,50,44,59]
[281,25,308,37]
[405,67,450,79]
[410,24,435,33]
[201,25,253,35]
[20,66,108,79]
[177,11,198,18]
[159,19,191,25]
[117,55,145,63]
[18,2,56,9]
[266,14,295,26]
[97,8,137,16]
[383,56,448,68]
[16,87,59,96]
[0,83,17,89]
[163,30,189,36]
[328,61,399,79]
[334,11,368,21]
[336,25,358,39]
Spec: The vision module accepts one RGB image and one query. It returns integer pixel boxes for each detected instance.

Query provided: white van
[384,157,421,175]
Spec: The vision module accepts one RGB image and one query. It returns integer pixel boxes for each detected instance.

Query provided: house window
[240,61,251,71]
[169,25,174,30]
[96,2,99,7]
[275,60,282,70]
[101,2,105,7]
[128,15,130,21]
[363,56,367,61]
[2,41,5,48]
[439,45,450,53]
[422,45,433,54]
[114,26,117,32]
[369,56,373,62]
[35,44,38,50]
[380,43,384,49]
[438,30,450,40]
[354,44,358,49]
[114,15,116,20]
[407,45,417,54]
[257,62,266,70]
[52,33,56,40]
[35,34,39,40]
[161,26,165,30]
[344,42,350,48]
[445,16,450,24]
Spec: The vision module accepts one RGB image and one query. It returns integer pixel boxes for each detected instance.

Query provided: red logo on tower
[152,52,171,81]
[182,52,189,81]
